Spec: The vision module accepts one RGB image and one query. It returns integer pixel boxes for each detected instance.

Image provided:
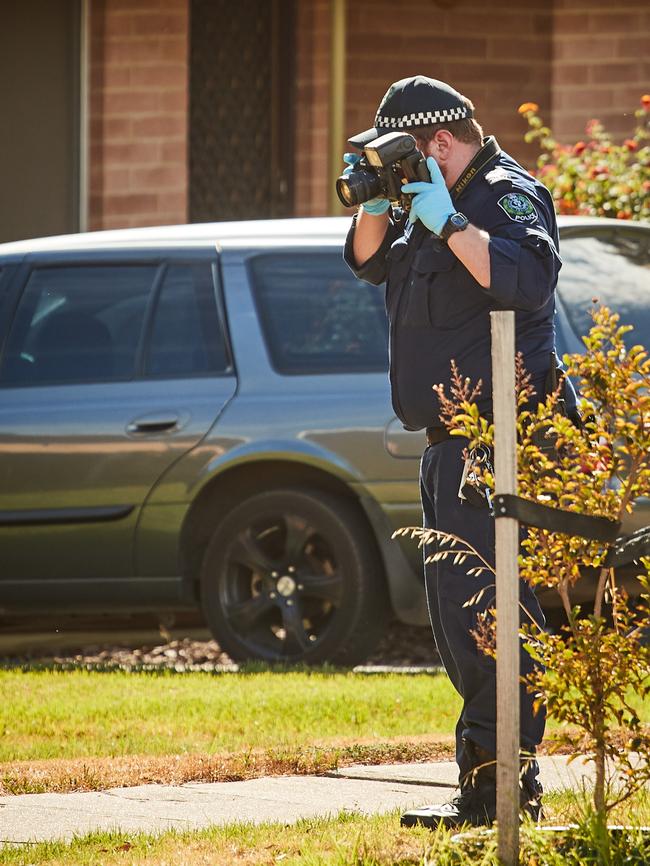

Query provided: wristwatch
[440,212,469,242]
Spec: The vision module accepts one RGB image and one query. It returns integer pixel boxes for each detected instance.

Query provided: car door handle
[126,413,182,435]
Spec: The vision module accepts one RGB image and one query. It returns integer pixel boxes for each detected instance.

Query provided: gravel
[0,621,440,672]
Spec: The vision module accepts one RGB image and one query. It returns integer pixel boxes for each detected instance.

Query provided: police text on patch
[497,193,538,223]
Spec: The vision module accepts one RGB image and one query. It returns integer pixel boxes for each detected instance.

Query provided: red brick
[103,37,160,65]
[131,12,186,37]
[103,90,160,115]
[103,141,163,165]
[160,89,187,112]
[131,114,186,138]
[554,0,628,8]
[102,167,131,191]
[100,65,131,88]
[553,64,590,86]
[161,140,186,162]
[130,165,185,189]
[487,36,551,62]
[104,117,132,139]
[128,64,186,88]
[103,193,160,216]
[616,35,650,59]
[555,36,617,61]
[554,88,615,110]
[156,191,187,212]
[591,63,645,84]
[103,10,136,38]
[552,11,586,32]
[589,12,641,32]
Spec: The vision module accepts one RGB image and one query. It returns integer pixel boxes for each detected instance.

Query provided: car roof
[0,215,647,257]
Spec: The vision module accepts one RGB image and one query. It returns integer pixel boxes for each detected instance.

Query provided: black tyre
[199,487,388,665]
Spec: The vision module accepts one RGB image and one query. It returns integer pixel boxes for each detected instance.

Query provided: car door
[0,249,236,606]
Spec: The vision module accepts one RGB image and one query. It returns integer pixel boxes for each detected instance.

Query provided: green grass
[0,669,462,762]
[0,792,648,866]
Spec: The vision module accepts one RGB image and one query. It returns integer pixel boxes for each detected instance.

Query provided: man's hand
[343,153,390,216]
[401,157,454,235]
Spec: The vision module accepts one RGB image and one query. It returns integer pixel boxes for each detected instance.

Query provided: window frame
[556,223,650,352]
[0,248,236,389]
[246,249,389,377]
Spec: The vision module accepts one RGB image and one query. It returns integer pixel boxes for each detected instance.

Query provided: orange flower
[624,139,637,150]
[641,94,650,109]
[574,141,587,155]
[518,102,539,114]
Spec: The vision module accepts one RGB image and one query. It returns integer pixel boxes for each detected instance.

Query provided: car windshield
[558,228,650,349]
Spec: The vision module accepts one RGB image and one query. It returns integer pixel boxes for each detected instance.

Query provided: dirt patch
[0,737,455,796]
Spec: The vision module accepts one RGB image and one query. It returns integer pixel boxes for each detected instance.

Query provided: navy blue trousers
[420,438,546,781]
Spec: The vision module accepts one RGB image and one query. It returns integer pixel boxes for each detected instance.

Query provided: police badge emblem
[497,192,538,222]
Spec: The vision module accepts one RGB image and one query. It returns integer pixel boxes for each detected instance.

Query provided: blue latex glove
[343,153,390,216]
[401,157,455,235]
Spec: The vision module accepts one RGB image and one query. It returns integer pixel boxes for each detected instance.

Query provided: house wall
[552,0,650,140]
[88,0,188,230]
[85,0,648,226]
[344,0,553,166]
[293,0,331,217]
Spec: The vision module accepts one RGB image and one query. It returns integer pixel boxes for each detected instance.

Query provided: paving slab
[334,755,597,792]
[0,756,595,847]
[0,776,451,846]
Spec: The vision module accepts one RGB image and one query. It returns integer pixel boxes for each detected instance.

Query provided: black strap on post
[604,526,650,568]
[493,494,621,543]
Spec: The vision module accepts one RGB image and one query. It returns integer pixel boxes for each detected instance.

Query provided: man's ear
[432,129,454,163]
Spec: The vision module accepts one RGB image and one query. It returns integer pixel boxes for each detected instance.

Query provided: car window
[0,265,156,386]
[558,229,650,348]
[145,264,232,377]
[249,252,388,374]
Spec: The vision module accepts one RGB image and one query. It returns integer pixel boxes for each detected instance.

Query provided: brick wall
[293,0,331,217]
[89,0,188,230]
[345,0,552,172]
[552,0,650,141]
[293,0,554,217]
[86,0,647,224]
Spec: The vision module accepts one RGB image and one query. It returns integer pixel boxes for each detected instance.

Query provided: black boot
[400,741,544,830]
[400,740,496,830]
[520,754,544,822]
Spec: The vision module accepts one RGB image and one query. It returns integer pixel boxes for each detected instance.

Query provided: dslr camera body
[336,131,430,210]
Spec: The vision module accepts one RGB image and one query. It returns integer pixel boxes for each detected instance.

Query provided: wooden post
[490,311,520,865]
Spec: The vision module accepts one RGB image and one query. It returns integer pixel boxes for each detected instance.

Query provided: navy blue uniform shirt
[343,137,562,431]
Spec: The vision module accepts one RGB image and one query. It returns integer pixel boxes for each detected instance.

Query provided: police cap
[348,75,473,149]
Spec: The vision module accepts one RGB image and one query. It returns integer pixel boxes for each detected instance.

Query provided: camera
[336,132,431,210]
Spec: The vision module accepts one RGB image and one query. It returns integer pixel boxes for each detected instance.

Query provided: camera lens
[335,169,384,208]
[336,178,357,207]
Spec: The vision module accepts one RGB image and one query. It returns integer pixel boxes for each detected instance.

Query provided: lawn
[1,669,461,762]
[2,668,648,795]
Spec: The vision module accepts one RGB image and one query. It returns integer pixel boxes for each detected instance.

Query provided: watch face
[450,213,467,228]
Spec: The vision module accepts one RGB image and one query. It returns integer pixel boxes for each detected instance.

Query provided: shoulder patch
[485,167,512,185]
[497,192,538,222]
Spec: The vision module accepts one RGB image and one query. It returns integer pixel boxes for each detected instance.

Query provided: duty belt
[425,426,454,446]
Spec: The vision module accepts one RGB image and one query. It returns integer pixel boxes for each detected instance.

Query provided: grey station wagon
[0,217,648,664]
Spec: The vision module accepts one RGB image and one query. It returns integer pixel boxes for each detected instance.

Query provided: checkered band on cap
[375,106,469,128]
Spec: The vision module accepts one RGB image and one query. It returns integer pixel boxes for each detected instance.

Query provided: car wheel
[199,487,388,665]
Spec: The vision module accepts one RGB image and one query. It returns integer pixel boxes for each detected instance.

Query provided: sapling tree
[396,306,650,824]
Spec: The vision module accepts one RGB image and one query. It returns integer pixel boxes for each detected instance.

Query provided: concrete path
[0,755,595,847]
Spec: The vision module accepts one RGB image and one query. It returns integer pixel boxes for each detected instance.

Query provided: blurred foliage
[518,96,650,221]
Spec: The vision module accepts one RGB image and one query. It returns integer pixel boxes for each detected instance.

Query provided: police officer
[343,75,561,829]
